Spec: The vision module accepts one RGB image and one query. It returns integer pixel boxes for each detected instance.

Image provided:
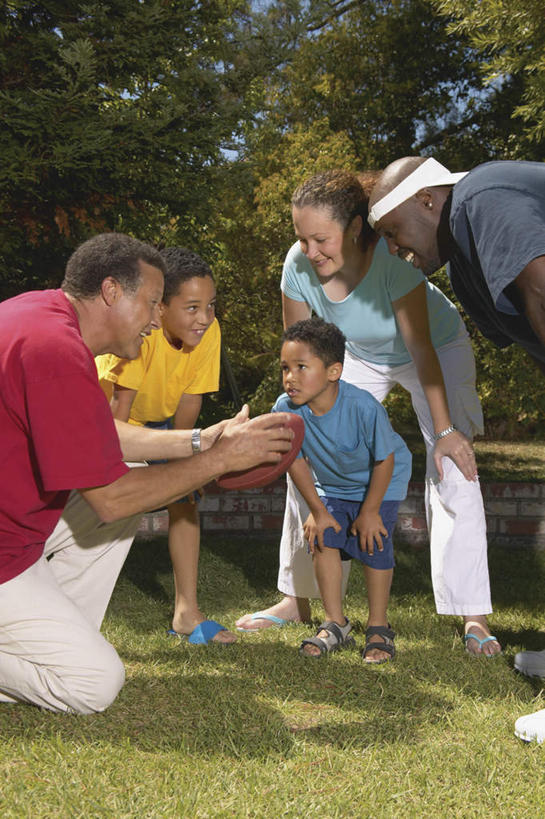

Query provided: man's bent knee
[60,642,126,715]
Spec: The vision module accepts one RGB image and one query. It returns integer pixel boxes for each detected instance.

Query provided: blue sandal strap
[167,620,227,645]
[464,633,499,648]
[250,612,287,626]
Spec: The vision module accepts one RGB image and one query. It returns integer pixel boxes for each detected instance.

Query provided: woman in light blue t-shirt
[236,170,500,658]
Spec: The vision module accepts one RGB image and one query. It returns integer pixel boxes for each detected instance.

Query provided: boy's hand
[351,508,388,555]
[303,509,341,554]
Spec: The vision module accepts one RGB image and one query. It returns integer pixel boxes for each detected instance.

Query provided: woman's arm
[282,293,311,330]
[392,283,477,482]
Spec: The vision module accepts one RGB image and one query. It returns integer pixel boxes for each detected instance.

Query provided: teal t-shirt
[273,380,412,502]
[281,239,461,366]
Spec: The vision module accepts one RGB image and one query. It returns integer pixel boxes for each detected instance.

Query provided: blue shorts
[145,419,199,505]
[319,496,399,570]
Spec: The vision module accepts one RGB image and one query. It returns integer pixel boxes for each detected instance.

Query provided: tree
[0,0,253,296]
[434,0,545,154]
[210,0,544,432]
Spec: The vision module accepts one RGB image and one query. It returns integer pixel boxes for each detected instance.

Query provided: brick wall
[137,478,545,549]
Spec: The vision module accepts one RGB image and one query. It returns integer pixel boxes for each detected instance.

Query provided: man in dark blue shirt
[368,157,545,744]
[368,158,545,370]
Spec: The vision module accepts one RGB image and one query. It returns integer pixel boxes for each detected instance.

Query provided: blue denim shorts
[319,496,399,570]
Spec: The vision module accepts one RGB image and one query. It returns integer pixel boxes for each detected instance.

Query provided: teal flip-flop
[464,632,502,657]
[236,611,288,632]
[167,619,229,645]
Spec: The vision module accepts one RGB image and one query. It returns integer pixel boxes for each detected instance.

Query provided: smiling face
[109,260,164,360]
[292,204,359,278]
[161,275,216,350]
[374,195,443,276]
[280,339,341,415]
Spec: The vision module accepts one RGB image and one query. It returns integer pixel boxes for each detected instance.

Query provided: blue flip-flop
[464,632,502,657]
[167,619,229,645]
[236,611,288,632]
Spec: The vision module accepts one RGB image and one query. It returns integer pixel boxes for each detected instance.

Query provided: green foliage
[426,268,545,438]
[210,125,359,407]
[0,0,252,296]
[2,0,543,434]
[210,0,544,432]
[434,0,545,155]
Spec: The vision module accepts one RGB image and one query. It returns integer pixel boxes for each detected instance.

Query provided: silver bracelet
[191,428,202,453]
[434,424,456,441]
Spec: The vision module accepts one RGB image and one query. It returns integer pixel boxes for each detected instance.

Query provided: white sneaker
[514,649,545,678]
[514,708,545,744]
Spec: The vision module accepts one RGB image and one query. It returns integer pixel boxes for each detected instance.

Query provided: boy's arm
[173,393,203,430]
[350,453,394,555]
[110,384,137,423]
[173,394,205,498]
[288,457,341,553]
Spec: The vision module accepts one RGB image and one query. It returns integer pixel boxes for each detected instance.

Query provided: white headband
[368,158,467,228]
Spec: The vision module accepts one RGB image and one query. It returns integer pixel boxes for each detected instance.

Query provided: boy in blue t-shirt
[273,317,411,662]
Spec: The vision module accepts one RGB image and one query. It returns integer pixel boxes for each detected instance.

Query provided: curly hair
[281,316,345,367]
[62,233,165,299]
[291,169,381,250]
[160,247,214,305]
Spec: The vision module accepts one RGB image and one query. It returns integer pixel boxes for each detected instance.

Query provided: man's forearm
[81,450,227,522]
[87,410,295,522]
[114,419,193,461]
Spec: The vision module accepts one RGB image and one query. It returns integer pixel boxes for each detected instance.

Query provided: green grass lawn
[2,534,545,818]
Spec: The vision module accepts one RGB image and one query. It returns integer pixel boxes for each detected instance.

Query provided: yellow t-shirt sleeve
[95,346,152,392]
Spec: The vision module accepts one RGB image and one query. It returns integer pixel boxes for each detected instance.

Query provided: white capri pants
[278,328,492,616]
[0,486,142,714]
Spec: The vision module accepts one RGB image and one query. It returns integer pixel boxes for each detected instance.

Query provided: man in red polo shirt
[0,232,292,714]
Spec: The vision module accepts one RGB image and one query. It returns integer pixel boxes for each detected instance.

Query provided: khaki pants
[0,489,142,714]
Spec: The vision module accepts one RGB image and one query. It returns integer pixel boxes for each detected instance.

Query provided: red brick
[202,514,250,530]
[221,497,270,513]
[252,514,284,531]
[271,496,287,512]
[501,519,545,536]
[485,483,540,500]
[484,500,518,516]
[520,501,545,517]
[152,513,169,532]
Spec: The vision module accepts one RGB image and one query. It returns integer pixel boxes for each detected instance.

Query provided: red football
[216,413,305,491]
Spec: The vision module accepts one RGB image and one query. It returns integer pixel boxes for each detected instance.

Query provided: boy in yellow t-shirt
[96,247,235,645]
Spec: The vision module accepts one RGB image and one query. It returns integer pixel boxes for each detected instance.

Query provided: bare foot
[235,596,311,631]
[172,613,237,644]
[464,616,501,656]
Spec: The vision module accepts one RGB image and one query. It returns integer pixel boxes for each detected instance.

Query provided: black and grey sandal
[361,624,396,664]
[299,619,355,657]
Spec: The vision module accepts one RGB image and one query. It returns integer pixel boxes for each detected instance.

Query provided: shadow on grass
[1,534,544,760]
[0,640,486,758]
[118,534,545,635]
